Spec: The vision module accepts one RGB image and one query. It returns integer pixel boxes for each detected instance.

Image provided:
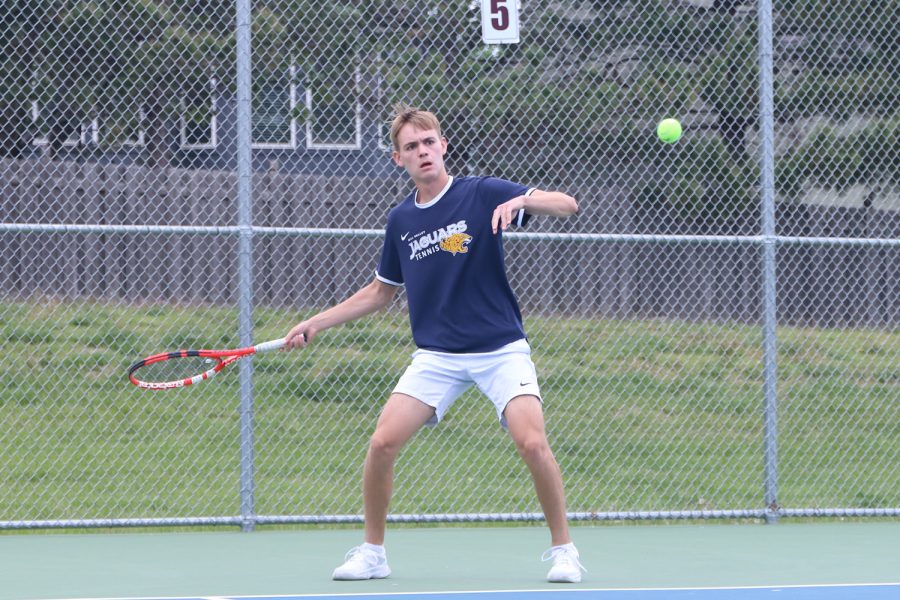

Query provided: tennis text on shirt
[407,220,469,260]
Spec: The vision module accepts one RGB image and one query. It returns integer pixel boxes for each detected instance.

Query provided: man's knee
[368,431,403,460]
[513,433,553,464]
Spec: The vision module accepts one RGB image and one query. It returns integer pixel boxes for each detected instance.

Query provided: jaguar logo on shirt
[408,220,470,261]
[439,233,472,255]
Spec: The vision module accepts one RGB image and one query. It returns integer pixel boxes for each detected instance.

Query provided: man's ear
[392,150,402,166]
[441,136,449,155]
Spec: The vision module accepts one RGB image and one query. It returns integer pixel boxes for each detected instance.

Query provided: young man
[284,104,583,583]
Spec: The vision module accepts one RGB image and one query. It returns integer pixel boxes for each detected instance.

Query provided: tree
[773,0,898,205]
[3,0,894,217]
[0,1,56,158]
[1,0,231,164]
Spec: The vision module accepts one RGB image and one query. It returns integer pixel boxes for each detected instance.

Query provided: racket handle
[254,338,288,354]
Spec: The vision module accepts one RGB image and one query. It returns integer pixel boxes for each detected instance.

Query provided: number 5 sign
[481,0,520,44]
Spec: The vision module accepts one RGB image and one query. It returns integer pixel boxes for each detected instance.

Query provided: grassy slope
[1,300,896,522]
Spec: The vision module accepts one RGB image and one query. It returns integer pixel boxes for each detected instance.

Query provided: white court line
[215,582,900,598]
[35,581,900,600]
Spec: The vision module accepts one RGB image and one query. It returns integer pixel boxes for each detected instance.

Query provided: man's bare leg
[503,395,571,546]
[363,393,436,545]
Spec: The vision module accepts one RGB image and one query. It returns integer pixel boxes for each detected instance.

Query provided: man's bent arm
[284,278,398,348]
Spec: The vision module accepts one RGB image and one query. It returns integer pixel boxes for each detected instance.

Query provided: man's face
[392,124,448,184]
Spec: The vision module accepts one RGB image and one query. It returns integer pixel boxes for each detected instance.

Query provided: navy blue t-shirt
[376,176,533,353]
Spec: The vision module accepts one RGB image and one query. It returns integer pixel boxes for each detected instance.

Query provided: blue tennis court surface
[48,584,900,600]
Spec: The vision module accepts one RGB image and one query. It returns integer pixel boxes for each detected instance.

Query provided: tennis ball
[657,118,682,143]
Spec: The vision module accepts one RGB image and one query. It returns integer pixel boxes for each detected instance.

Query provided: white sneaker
[332,544,391,580]
[542,544,586,583]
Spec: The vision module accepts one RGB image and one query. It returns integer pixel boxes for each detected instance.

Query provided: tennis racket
[128,337,294,390]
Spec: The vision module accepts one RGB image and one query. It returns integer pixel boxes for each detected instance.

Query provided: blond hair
[389,103,442,151]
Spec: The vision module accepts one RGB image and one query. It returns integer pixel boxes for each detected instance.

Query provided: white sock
[553,542,578,554]
[362,542,386,556]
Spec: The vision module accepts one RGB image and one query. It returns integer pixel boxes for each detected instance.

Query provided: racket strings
[132,355,220,384]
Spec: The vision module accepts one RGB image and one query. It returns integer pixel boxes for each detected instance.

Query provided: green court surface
[1,522,897,600]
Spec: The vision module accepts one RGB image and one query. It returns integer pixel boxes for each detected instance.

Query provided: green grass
[0,299,897,525]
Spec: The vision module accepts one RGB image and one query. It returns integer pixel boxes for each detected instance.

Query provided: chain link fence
[1,1,897,530]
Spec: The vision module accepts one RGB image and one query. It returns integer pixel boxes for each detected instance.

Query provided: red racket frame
[128,338,287,390]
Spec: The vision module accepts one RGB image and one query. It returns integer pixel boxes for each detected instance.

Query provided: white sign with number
[481,0,520,44]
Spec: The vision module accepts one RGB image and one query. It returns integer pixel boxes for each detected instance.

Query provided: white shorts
[392,339,542,428]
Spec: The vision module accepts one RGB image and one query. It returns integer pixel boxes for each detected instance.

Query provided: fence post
[235,0,256,533]
[757,0,780,524]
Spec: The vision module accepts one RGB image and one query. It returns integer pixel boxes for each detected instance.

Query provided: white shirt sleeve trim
[375,270,404,287]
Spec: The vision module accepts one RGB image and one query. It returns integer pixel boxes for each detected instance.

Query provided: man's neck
[414,172,451,204]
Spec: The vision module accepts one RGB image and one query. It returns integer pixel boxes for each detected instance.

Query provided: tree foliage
[1,0,895,219]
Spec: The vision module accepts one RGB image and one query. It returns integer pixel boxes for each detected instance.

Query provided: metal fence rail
[1,0,897,531]
[3,160,896,324]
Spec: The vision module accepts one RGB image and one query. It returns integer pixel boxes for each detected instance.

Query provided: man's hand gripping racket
[128,333,305,390]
